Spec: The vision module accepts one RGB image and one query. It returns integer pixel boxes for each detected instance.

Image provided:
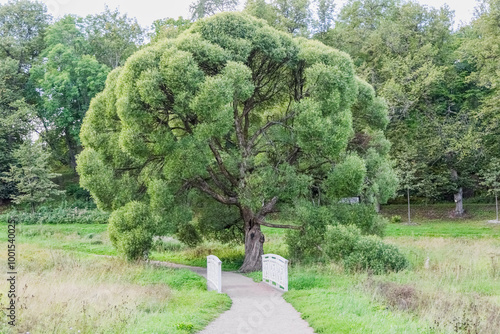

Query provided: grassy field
[0,224,231,333]
[150,204,500,333]
[2,204,500,333]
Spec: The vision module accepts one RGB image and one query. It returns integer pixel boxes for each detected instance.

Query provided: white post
[262,254,288,292]
[207,255,222,293]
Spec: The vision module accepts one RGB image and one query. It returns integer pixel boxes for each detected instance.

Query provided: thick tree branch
[193,177,238,205]
[258,220,302,230]
[209,141,238,187]
[234,100,246,154]
[248,113,295,149]
[256,196,278,219]
[207,166,237,197]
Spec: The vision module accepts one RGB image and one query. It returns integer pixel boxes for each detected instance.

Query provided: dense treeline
[1,0,500,216]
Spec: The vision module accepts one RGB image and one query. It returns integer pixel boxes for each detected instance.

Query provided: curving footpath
[150,261,316,334]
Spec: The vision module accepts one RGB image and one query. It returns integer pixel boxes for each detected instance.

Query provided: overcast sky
[1,0,480,30]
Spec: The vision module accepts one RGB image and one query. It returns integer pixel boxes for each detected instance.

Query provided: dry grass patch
[364,237,500,333]
[0,243,230,333]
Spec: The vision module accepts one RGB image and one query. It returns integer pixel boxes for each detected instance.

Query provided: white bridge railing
[207,255,222,293]
[262,254,288,292]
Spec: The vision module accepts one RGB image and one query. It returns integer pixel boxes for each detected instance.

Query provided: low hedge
[0,207,109,224]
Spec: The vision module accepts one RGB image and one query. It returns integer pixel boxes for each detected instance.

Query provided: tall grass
[0,244,231,333]
[366,237,500,333]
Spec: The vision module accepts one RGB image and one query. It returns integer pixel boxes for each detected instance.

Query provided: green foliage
[323,154,366,199]
[286,204,332,261]
[151,17,192,42]
[480,157,500,196]
[286,202,386,261]
[83,6,144,69]
[30,15,110,169]
[314,0,335,34]
[0,206,109,225]
[176,222,203,247]
[78,12,371,265]
[189,0,239,20]
[390,215,402,224]
[322,0,489,207]
[1,141,64,212]
[0,0,49,200]
[272,0,311,35]
[363,148,399,207]
[322,224,361,261]
[65,183,91,202]
[108,201,154,260]
[330,203,387,237]
[323,224,408,274]
[194,200,244,243]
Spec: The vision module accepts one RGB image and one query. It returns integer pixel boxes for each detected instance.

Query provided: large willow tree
[78,12,386,272]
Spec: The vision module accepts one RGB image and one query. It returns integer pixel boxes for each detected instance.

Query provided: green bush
[324,225,408,274]
[330,204,387,237]
[108,201,154,260]
[65,183,92,202]
[176,223,202,247]
[286,205,333,261]
[322,225,361,261]
[390,215,402,224]
[287,203,387,262]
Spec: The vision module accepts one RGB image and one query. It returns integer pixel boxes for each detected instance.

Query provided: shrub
[324,225,408,274]
[344,236,408,274]
[286,204,334,261]
[108,201,154,260]
[322,225,361,261]
[330,204,387,237]
[287,203,387,262]
[390,215,402,224]
[176,223,202,247]
[65,183,92,201]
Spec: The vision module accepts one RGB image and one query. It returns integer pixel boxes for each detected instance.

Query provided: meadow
[0,224,231,334]
[1,203,499,333]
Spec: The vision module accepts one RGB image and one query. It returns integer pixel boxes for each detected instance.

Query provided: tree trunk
[454,187,464,216]
[451,169,464,217]
[375,200,380,213]
[64,128,77,171]
[239,208,265,273]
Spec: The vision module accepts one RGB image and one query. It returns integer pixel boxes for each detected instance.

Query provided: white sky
[1,0,480,30]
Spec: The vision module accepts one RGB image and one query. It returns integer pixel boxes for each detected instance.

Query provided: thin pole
[496,193,498,222]
[407,186,411,224]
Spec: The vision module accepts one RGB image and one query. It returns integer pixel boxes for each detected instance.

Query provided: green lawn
[385,220,500,238]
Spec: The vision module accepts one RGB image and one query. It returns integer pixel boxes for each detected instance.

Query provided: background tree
[189,0,239,20]
[394,145,421,223]
[1,141,64,213]
[150,17,192,42]
[0,0,49,203]
[481,158,500,222]
[314,0,335,35]
[323,0,487,214]
[78,13,391,271]
[244,0,312,35]
[83,6,145,69]
[30,15,109,170]
[460,0,500,181]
